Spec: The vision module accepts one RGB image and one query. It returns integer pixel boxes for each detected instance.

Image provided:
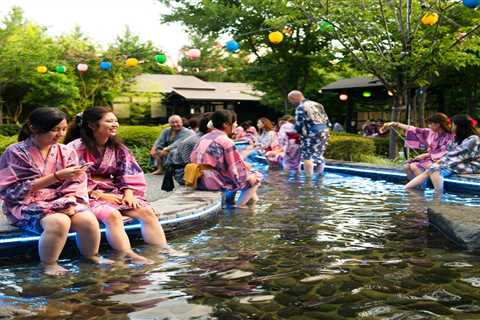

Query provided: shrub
[0,124,21,136]
[370,137,391,157]
[130,146,153,172]
[118,125,169,149]
[326,134,375,161]
[0,135,18,154]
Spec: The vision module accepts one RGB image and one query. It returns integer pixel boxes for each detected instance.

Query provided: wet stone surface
[0,171,480,319]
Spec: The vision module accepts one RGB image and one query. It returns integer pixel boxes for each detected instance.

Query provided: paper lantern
[187,48,201,60]
[155,54,167,64]
[55,65,66,73]
[99,61,112,71]
[77,63,88,72]
[268,31,284,44]
[362,91,372,98]
[339,93,349,101]
[421,12,439,26]
[463,0,480,8]
[319,21,334,32]
[225,40,240,53]
[388,90,394,97]
[36,65,48,74]
[126,58,139,67]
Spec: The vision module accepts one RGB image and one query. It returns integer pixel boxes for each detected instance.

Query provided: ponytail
[18,122,32,142]
[64,113,83,144]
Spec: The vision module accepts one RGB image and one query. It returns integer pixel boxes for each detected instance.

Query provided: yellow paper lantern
[268,31,284,44]
[421,12,439,26]
[36,65,48,74]
[126,58,139,67]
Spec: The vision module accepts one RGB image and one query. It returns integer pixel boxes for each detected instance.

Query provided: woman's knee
[41,214,71,237]
[71,211,100,232]
[104,210,124,227]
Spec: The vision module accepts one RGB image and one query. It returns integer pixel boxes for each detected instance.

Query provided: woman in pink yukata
[66,107,185,264]
[191,110,261,207]
[381,113,453,180]
[0,107,108,276]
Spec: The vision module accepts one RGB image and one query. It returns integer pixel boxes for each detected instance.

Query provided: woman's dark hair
[198,112,213,134]
[427,112,451,134]
[241,120,253,130]
[258,117,274,133]
[211,110,237,130]
[64,106,122,155]
[188,117,199,130]
[18,107,67,142]
[452,114,480,144]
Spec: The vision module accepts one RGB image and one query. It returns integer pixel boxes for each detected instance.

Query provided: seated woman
[257,117,277,152]
[66,107,184,264]
[161,113,212,191]
[405,115,480,193]
[381,113,453,180]
[0,107,107,275]
[190,110,261,207]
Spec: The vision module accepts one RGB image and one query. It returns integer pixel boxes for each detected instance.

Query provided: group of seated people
[0,107,185,276]
[380,113,480,192]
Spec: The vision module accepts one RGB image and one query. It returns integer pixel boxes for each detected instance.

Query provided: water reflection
[0,172,480,319]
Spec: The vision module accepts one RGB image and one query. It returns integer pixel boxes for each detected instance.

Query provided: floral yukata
[430,135,480,176]
[0,139,89,233]
[191,129,261,192]
[278,122,301,170]
[68,139,149,222]
[295,100,330,165]
[405,127,454,170]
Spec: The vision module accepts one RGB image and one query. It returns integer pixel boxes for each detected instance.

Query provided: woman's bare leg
[430,171,445,193]
[70,211,112,264]
[303,160,314,177]
[102,210,153,264]
[126,207,188,257]
[39,214,71,276]
[405,171,431,189]
[237,185,259,207]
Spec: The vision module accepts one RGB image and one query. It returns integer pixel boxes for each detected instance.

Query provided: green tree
[178,35,249,82]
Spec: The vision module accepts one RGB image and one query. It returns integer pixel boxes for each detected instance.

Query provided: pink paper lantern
[77,63,88,72]
[187,48,201,60]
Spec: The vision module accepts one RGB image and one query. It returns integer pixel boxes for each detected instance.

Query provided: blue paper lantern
[225,40,240,53]
[464,0,480,8]
[99,61,112,71]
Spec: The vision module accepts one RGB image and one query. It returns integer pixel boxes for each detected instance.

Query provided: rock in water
[300,275,334,283]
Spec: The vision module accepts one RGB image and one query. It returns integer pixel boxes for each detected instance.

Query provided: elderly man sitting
[151,115,193,175]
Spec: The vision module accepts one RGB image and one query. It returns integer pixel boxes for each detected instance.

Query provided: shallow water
[2,171,480,319]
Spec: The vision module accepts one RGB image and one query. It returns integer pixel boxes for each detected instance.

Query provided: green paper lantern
[319,21,334,32]
[363,91,372,98]
[155,54,167,64]
[55,65,67,73]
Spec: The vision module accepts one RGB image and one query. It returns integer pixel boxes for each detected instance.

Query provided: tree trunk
[389,93,403,159]
[418,89,427,128]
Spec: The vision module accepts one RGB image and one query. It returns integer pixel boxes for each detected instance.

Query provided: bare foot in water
[125,251,154,265]
[43,263,69,276]
[87,256,115,265]
[158,246,189,257]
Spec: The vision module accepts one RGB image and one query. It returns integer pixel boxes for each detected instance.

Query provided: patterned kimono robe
[0,139,89,233]
[278,122,301,170]
[68,139,149,221]
[191,129,261,192]
[405,127,454,170]
[436,135,480,174]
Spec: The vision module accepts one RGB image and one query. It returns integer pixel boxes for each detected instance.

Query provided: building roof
[129,74,261,102]
[322,77,384,91]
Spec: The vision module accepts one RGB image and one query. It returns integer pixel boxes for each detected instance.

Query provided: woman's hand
[122,189,140,209]
[414,153,429,161]
[55,166,86,182]
[97,192,122,204]
[379,122,395,134]
[247,174,259,186]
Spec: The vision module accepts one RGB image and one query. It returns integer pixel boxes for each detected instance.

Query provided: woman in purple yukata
[191,110,261,207]
[405,115,480,193]
[66,107,184,264]
[0,108,107,276]
[381,113,453,179]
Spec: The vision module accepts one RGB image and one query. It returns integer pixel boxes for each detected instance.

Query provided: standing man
[151,115,193,175]
[288,90,330,177]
